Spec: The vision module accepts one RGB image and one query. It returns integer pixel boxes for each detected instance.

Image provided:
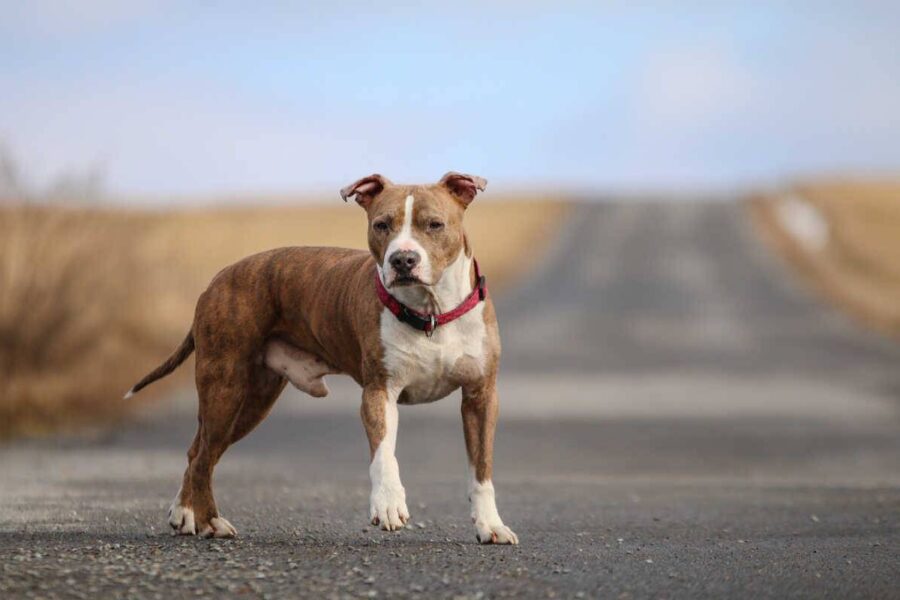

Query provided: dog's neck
[387,249,473,315]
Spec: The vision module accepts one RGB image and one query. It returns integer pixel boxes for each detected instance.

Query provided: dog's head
[340,172,487,289]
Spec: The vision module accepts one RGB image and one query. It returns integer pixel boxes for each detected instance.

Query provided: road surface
[2,202,899,599]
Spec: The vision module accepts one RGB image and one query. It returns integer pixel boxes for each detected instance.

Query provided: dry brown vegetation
[0,206,159,436]
[751,179,900,336]
[0,197,569,438]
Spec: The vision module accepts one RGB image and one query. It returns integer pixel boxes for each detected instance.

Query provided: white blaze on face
[382,194,431,287]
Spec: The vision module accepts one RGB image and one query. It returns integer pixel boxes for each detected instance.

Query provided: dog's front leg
[361,384,410,531]
[461,377,519,544]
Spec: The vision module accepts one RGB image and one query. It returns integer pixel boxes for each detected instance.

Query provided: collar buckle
[376,259,486,336]
[399,305,436,334]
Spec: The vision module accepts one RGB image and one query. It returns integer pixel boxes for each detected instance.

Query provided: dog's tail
[124,331,195,399]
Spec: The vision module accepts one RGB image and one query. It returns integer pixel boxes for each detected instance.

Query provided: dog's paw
[474,521,519,545]
[168,501,197,536]
[198,516,237,539]
[468,478,518,545]
[369,485,410,531]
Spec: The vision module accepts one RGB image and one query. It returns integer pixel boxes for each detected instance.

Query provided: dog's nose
[389,250,421,273]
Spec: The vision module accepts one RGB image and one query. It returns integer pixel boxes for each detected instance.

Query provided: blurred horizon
[2,1,900,204]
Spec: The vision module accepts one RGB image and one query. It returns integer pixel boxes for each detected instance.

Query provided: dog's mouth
[390,274,425,287]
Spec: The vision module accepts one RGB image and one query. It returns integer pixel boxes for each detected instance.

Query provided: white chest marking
[379,252,487,404]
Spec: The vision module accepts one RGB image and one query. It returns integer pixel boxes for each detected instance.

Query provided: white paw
[369,484,410,531]
[474,520,519,545]
[199,516,237,539]
[168,499,197,535]
[469,476,518,545]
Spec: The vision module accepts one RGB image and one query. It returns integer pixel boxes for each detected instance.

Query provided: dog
[126,172,518,544]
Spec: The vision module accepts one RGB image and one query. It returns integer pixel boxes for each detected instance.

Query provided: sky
[2,1,899,202]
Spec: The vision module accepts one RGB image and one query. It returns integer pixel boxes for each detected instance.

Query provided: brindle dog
[128,172,518,544]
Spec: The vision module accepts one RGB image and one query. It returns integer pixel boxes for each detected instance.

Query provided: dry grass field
[751,180,900,336]
[0,197,569,438]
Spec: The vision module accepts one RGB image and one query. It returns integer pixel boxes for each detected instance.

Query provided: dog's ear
[340,174,391,208]
[438,172,487,207]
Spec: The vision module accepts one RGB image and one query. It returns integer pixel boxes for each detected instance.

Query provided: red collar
[374,259,487,336]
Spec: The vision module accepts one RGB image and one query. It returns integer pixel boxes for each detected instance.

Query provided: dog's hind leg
[172,362,250,538]
[193,380,245,538]
[168,429,202,535]
[169,362,286,537]
[229,364,288,445]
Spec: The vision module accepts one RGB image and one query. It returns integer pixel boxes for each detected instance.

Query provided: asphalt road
[2,201,900,599]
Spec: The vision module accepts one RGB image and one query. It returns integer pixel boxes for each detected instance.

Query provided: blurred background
[2,0,899,434]
[1,2,899,597]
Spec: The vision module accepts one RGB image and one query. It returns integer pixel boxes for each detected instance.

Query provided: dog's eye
[373,221,389,232]
[428,220,444,231]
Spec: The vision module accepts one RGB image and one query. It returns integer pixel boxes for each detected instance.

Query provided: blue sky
[2,1,899,201]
